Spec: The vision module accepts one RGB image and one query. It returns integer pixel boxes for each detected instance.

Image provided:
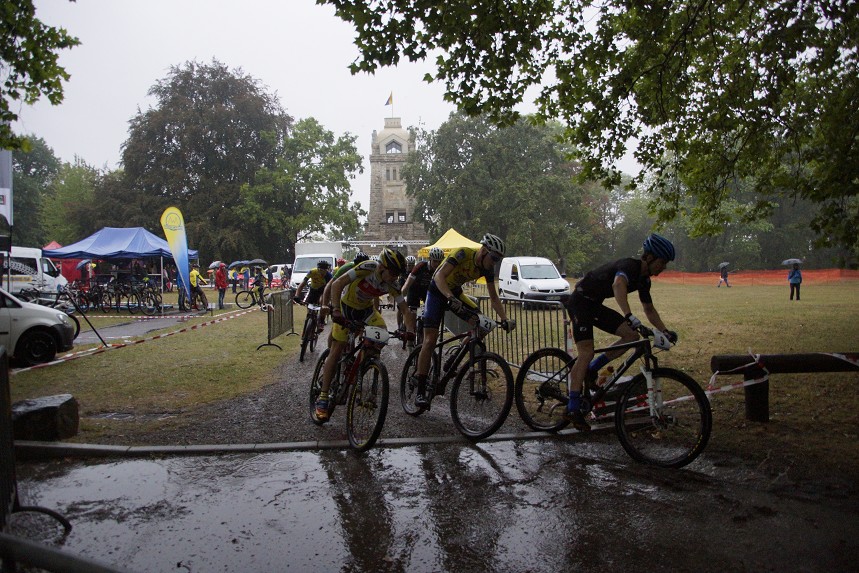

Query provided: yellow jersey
[432,247,494,296]
[340,261,404,310]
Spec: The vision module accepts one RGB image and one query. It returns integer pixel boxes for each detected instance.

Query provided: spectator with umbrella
[784,259,803,300]
[717,262,731,287]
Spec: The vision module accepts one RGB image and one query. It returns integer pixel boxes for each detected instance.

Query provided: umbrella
[208,260,222,270]
[781,258,802,265]
[75,259,92,270]
[718,261,730,269]
[228,260,249,269]
[247,258,267,266]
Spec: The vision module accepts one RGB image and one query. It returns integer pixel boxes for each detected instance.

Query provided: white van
[2,247,68,296]
[289,254,337,290]
[498,256,570,305]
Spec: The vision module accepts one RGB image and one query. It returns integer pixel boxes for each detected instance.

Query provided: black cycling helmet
[378,247,406,274]
[317,259,332,269]
[353,252,369,264]
[642,233,676,261]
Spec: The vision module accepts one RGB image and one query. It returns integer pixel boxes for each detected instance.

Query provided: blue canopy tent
[43,227,197,260]
[43,227,198,298]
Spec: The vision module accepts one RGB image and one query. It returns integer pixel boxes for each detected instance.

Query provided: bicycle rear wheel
[399,344,438,416]
[347,358,389,451]
[514,347,573,432]
[235,290,254,309]
[615,367,712,468]
[450,352,514,440]
[299,316,314,362]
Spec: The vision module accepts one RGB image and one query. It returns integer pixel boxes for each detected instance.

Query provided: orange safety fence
[658,269,859,286]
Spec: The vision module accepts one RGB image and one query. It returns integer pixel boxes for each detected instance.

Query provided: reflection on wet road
[12,438,859,572]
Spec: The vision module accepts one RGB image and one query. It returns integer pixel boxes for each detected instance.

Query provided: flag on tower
[385,92,393,106]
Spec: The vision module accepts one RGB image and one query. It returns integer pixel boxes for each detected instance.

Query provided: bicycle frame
[332,323,388,404]
[427,314,492,395]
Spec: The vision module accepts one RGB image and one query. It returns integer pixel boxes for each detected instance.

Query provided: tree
[1,1,79,150]
[8,136,59,245]
[324,0,859,256]
[403,113,597,272]
[41,158,99,244]
[121,59,292,261]
[239,117,365,263]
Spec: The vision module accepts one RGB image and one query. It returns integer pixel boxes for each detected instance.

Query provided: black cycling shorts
[305,286,324,305]
[565,292,626,343]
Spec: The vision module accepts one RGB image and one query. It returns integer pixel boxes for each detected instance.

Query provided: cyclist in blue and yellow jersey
[293,260,333,306]
[314,248,415,422]
[411,234,515,409]
[562,233,679,431]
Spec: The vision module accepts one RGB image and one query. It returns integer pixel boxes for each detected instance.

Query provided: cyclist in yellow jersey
[189,263,208,311]
[314,248,416,422]
[293,260,333,305]
[412,233,514,408]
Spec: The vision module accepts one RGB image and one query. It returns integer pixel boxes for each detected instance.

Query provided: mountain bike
[514,326,712,468]
[308,320,404,451]
[400,307,515,441]
[294,299,322,362]
[235,286,268,309]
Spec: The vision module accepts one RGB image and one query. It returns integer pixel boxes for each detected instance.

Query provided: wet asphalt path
[12,438,859,573]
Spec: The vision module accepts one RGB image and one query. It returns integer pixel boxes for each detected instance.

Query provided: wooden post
[711,353,858,423]
[743,365,769,422]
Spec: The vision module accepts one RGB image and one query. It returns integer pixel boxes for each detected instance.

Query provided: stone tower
[360,117,429,256]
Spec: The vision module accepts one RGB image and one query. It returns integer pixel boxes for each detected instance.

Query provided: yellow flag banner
[160,206,191,299]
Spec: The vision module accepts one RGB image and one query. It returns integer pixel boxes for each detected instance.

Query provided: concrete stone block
[12,394,79,441]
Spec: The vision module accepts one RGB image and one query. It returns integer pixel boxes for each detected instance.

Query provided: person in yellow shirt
[189,263,209,312]
[314,248,415,422]
[411,233,514,409]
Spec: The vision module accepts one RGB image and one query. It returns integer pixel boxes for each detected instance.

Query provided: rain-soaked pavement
[11,437,859,572]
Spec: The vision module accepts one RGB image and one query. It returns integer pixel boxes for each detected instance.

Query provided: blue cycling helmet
[643,233,676,261]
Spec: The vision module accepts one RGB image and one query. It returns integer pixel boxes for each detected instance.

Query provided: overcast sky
[14,0,637,215]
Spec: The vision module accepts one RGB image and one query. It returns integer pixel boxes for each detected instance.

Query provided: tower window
[386,141,402,153]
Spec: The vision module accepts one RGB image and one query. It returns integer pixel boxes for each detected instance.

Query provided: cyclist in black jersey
[563,233,679,431]
[401,247,444,309]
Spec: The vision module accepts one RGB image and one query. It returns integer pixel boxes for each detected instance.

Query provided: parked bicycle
[17,282,81,339]
[514,326,712,468]
[235,285,268,309]
[294,299,323,362]
[400,307,515,441]
[308,319,404,451]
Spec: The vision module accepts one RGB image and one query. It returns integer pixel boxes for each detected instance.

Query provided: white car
[0,287,76,366]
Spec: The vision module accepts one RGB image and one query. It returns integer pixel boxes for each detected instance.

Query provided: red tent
[43,240,85,283]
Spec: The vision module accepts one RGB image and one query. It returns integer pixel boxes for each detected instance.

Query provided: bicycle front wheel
[347,358,389,451]
[299,316,314,362]
[450,352,514,440]
[235,290,254,309]
[308,349,330,426]
[615,367,712,468]
[514,347,573,432]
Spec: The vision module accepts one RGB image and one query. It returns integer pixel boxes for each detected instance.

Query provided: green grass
[13,302,311,414]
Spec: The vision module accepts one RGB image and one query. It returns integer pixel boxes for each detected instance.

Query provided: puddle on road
[13,440,858,572]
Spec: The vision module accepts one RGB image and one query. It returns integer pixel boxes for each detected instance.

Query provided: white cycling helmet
[429,247,445,261]
[480,233,506,256]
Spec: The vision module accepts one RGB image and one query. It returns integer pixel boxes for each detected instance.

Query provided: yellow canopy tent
[417,228,481,259]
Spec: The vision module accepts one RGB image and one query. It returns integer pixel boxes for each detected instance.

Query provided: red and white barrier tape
[706,349,770,397]
[11,308,257,374]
